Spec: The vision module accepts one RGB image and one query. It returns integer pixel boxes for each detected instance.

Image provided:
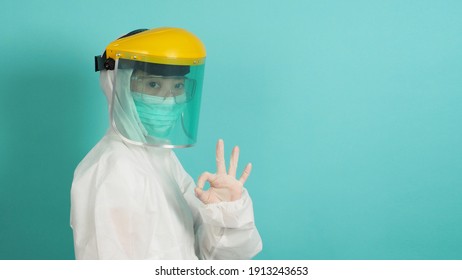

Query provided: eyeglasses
[130,74,196,103]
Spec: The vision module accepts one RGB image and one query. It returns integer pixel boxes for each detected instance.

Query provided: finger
[228,146,239,177]
[239,163,252,185]
[194,187,212,204]
[194,187,204,198]
[197,172,214,189]
[216,139,226,174]
[194,187,207,202]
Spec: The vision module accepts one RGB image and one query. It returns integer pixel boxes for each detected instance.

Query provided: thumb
[194,187,208,203]
[194,187,203,197]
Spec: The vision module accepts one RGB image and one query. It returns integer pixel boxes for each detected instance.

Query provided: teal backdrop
[1,0,461,259]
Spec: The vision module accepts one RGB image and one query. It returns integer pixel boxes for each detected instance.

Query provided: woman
[70,27,262,259]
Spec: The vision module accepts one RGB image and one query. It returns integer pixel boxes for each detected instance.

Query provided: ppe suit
[70,28,262,259]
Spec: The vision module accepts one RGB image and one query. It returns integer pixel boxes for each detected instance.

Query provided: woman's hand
[195,139,252,204]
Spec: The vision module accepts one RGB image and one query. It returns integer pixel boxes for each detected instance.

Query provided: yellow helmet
[95,27,206,71]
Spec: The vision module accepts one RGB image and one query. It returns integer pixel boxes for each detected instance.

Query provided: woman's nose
[158,88,174,97]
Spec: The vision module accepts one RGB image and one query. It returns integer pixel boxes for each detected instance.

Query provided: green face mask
[131,92,186,138]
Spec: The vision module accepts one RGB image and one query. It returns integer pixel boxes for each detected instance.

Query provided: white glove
[195,139,252,204]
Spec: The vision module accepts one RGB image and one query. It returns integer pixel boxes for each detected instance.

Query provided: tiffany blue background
[1,0,461,259]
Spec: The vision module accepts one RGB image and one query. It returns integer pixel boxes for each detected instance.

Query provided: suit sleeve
[71,155,156,259]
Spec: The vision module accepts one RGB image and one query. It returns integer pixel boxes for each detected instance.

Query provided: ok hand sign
[195,139,252,204]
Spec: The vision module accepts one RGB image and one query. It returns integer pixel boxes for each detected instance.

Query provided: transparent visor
[111,59,205,148]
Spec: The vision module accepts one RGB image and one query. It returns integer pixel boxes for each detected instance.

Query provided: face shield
[96,27,207,148]
[112,59,205,147]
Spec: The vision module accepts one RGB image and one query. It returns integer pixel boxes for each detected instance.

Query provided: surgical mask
[131,92,186,138]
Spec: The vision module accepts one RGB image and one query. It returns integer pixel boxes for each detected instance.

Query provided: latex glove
[195,139,252,204]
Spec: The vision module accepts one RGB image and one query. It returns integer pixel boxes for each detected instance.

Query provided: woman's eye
[148,82,160,88]
[174,83,185,89]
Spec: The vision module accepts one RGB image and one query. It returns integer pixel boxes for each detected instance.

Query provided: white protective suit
[70,70,262,259]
